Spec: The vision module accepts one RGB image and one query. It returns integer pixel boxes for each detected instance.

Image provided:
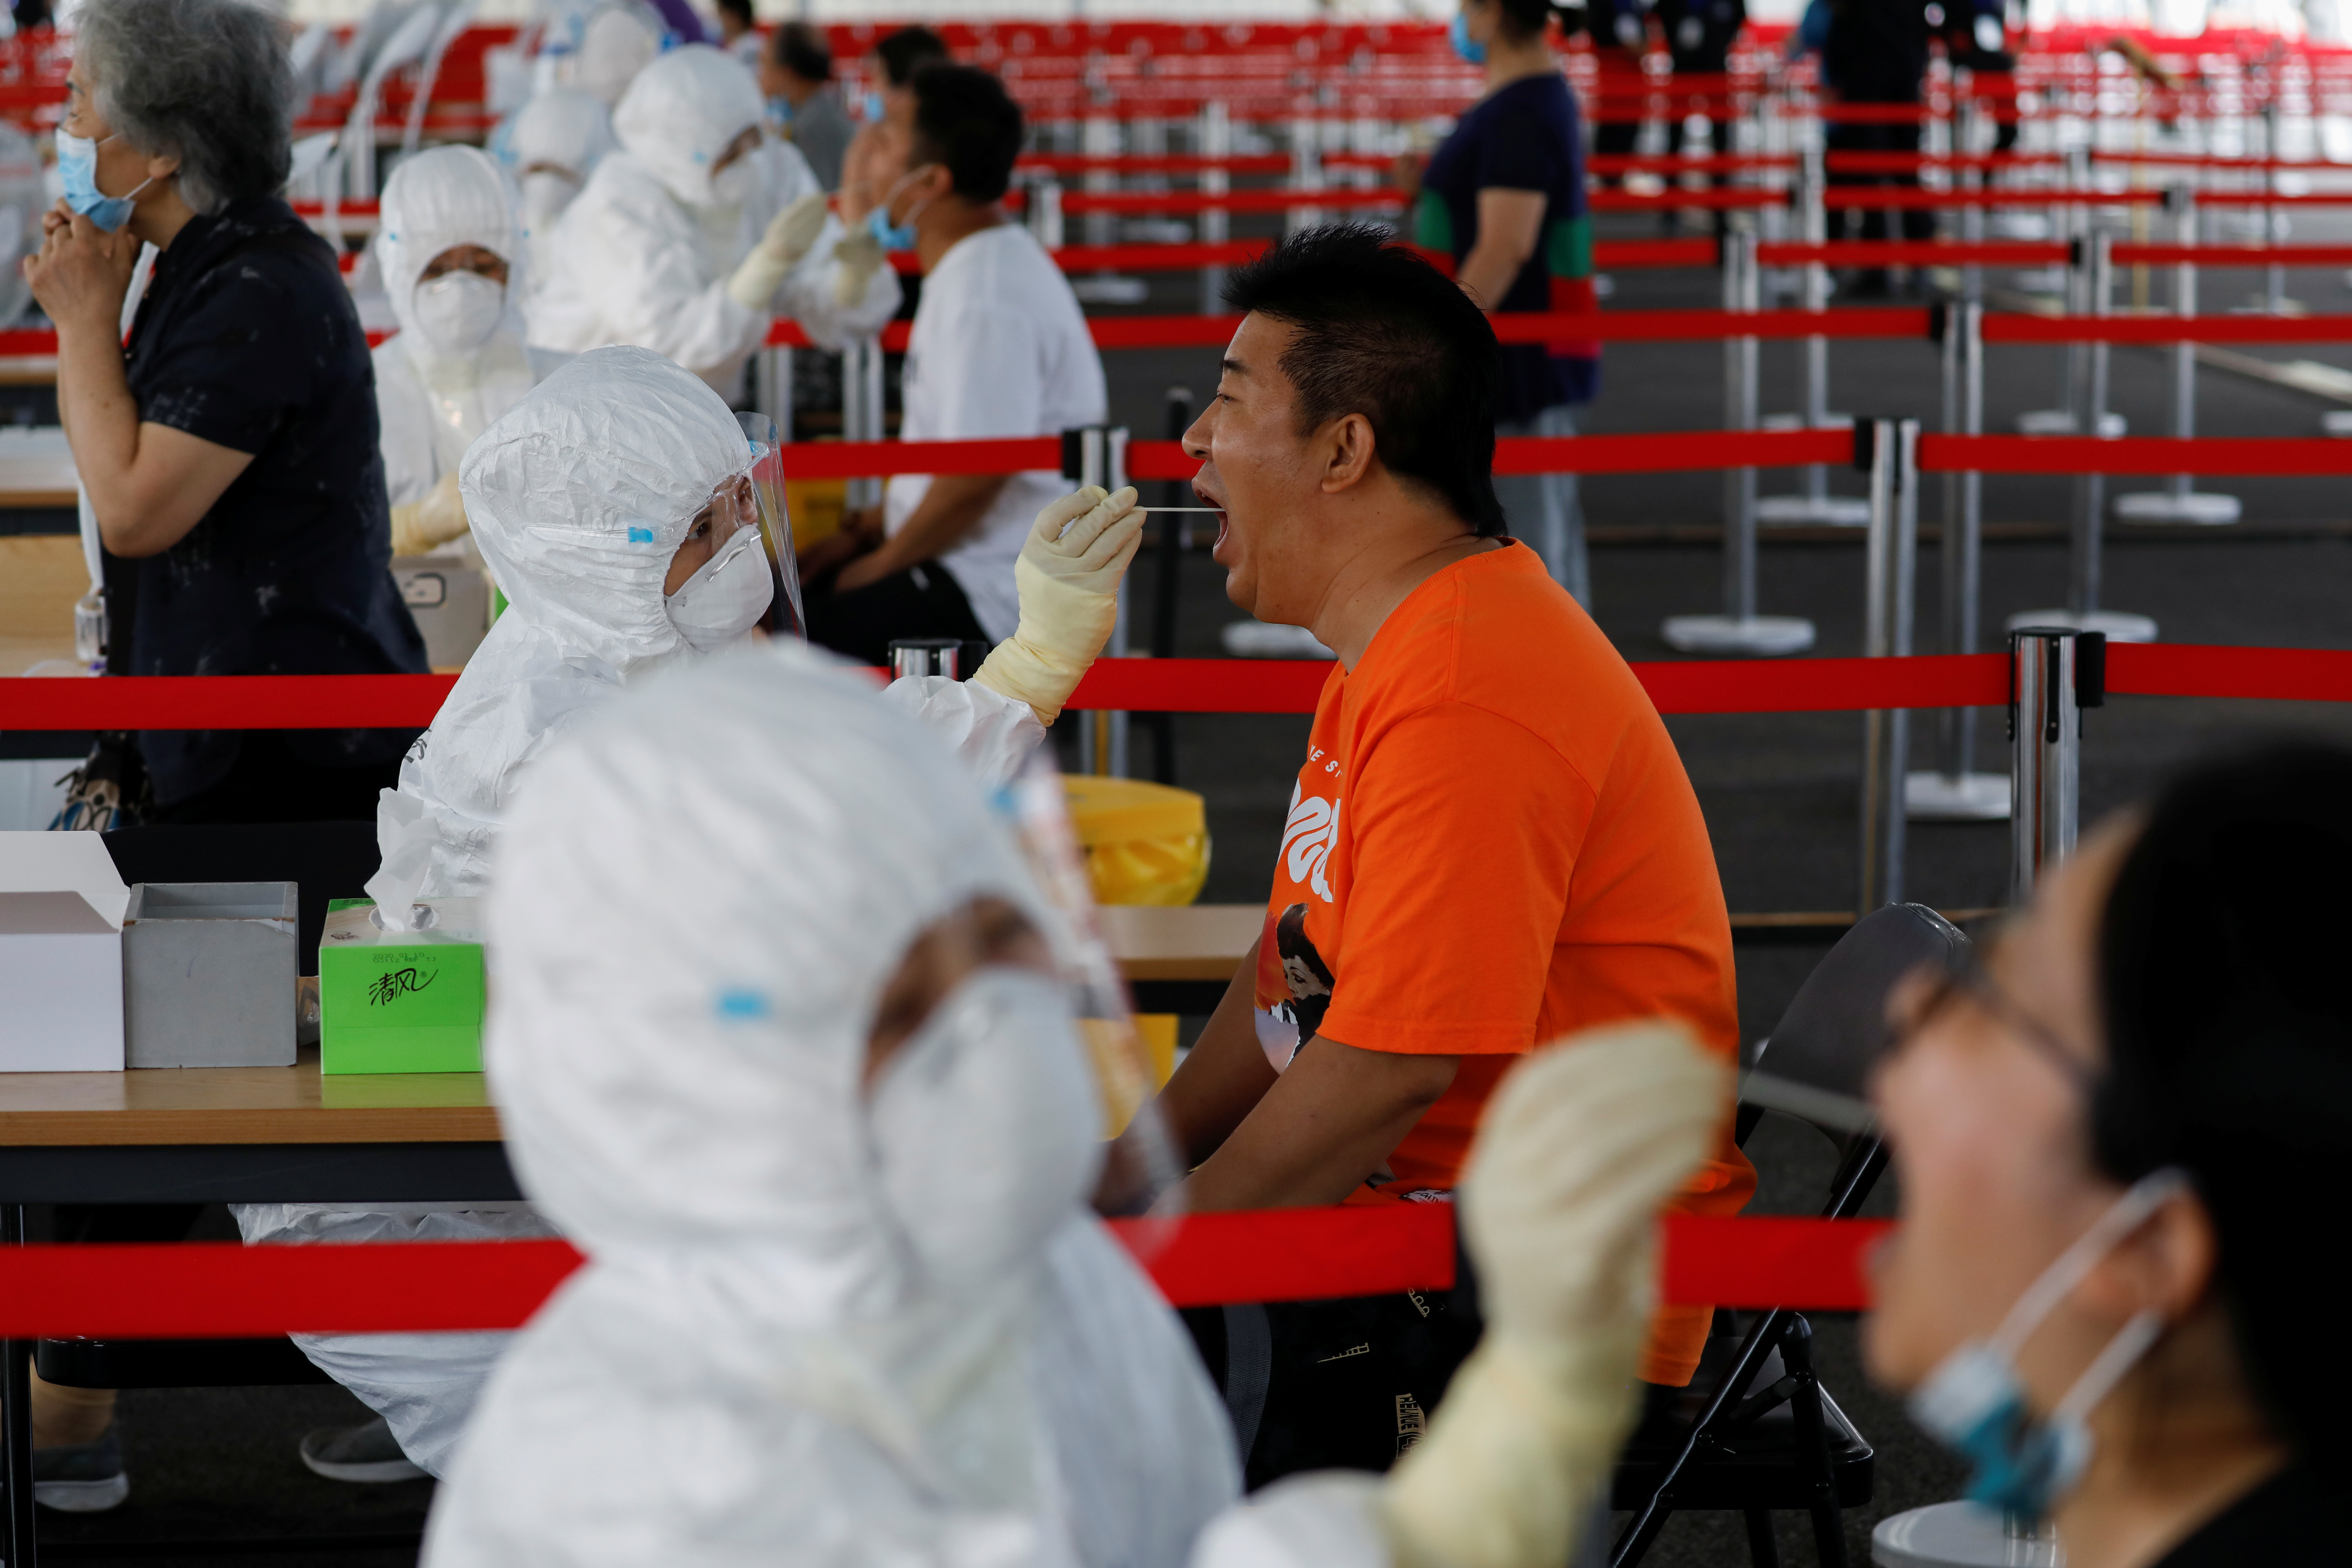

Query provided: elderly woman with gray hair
[23,0,425,828]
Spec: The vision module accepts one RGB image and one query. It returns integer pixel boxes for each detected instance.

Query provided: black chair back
[1753,901,1968,1130]
[102,821,381,974]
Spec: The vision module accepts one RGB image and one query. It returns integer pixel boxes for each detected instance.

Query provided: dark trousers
[804,560,990,669]
[1825,119,1937,246]
[144,731,402,826]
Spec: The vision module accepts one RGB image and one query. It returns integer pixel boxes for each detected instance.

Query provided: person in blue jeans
[1415,0,1599,604]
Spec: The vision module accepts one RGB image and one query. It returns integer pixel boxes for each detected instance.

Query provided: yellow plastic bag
[1061,775,1211,907]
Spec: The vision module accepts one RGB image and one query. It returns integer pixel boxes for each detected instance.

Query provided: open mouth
[1193,484,1230,551]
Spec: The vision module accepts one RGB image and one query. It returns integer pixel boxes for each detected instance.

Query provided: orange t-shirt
[1250,540,1754,1386]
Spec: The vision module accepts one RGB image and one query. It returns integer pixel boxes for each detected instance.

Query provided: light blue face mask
[766,95,794,126]
[1449,11,1488,64]
[56,128,155,233]
[862,89,886,123]
[866,166,933,252]
[1906,1168,2187,1525]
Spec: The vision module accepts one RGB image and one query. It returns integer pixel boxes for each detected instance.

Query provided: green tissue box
[317,897,486,1075]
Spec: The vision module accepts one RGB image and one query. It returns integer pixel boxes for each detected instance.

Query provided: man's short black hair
[908,64,1024,205]
[771,20,831,82]
[874,25,949,87]
[714,0,752,29]
[1224,225,1505,536]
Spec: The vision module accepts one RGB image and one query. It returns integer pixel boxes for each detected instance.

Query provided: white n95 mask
[413,271,506,355]
[869,968,1104,1296]
[520,169,580,228]
[665,524,774,652]
[709,158,757,209]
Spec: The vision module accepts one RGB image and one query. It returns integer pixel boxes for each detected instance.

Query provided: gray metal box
[391,557,493,670]
[122,882,298,1068]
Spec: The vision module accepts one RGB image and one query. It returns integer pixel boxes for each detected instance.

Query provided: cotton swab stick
[1134,506,1223,512]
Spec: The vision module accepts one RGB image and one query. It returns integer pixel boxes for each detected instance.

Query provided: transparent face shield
[994,751,1188,1248]
[735,411,804,640]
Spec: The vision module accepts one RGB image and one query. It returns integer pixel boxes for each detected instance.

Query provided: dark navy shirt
[1418,73,1597,421]
[111,196,426,806]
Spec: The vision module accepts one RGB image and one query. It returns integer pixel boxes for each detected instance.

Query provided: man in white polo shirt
[802,63,1106,664]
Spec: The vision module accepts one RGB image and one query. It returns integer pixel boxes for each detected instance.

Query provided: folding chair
[1611,902,1969,1568]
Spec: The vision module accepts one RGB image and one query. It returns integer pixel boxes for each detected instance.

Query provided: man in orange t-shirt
[1143,226,1752,1476]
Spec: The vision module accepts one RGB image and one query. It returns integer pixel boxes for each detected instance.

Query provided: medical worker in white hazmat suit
[419,644,1726,1568]
[527,45,895,398]
[239,345,1140,1483]
[373,146,568,558]
[503,88,616,295]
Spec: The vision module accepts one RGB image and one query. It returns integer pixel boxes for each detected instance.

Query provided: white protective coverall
[526,45,898,398]
[504,88,617,295]
[237,347,1040,1478]
[419,646,1727,1568]
[372,145,568,517]
[559,1,661,108]
[423,643,1241,1568]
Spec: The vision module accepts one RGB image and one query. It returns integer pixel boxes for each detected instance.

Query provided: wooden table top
[0,907,1260,1148]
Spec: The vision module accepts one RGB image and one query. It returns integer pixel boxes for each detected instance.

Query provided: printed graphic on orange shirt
[1279,782,1342,903]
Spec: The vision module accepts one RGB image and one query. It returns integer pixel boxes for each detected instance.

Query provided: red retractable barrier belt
[15,649,2352,730]
[777,437,1065,479]
[1981,313,2352,345]
[0,1213,1891,1336]
[1919,433,2352,475]
[1755,241,2070,267]
[2109,244,2352,268]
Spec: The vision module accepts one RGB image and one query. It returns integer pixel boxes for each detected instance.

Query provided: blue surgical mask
[1449,11,1487,64]
[56,129,154,233]
[866,165,933,252]
[1907,1169,2186,1525]
[766,95,794,126]
[862,89,886,123]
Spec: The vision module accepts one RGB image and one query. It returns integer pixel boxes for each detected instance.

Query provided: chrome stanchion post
[1107,426,1131,778]
[1199,100,1231,317]
[1662,233,1813,655]
[755,341,793,445]
[2008,626,2104,902]
[1858,418,1916,912]
[1911,303,2008,819]
[843,335,882,515]
[2113,187,2238,524]
[1758,138,1865,526]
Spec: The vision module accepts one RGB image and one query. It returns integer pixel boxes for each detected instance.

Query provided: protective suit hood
[486,643,1064,1294]
[612,44,765,210]
[567,2,663,108]
[375,146,536,476]
[460,343,747,677]
[420,644,1236,1568]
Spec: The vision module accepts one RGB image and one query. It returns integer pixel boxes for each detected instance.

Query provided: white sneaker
[299,1416,427,1483]
[33,1425,129,1512]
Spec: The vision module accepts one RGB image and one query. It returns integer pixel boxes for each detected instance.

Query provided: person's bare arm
[1157,938,1282,1165]
[1173,1031,1459,1213]
[832,473,1009,592]
[27,205,253,558]
[1456,187,1548,312]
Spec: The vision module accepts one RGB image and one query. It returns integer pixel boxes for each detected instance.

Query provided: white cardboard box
[0,830,130,927]
[0,890,125,1071]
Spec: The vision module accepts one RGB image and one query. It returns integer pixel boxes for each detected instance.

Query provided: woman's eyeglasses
[1902,935,2101,1097]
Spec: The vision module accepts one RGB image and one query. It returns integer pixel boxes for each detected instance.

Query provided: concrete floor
[27,214,2352,1565]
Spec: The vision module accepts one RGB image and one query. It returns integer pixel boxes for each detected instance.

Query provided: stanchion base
[2004,608,2158,643]
[2111,491,2241,525]
[1071,275,1150,305]
[2017,409,2127,438]
[1219,621,1335,660]
[1904,771,2011,822]
[1873,1502,2058,1568]
[2321,408,2352,437]
[1755,494,1873,527]
[1660,615,1817,656]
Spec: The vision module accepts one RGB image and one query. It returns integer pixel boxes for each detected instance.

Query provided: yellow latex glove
[727,192,832,313]
[1381,1021,1729,1568]
[831,223,888,308]
[972,485,1143,727]
[390,470,469,557]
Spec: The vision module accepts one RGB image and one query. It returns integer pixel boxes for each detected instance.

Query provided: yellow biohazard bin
[1061,775,1212,908]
